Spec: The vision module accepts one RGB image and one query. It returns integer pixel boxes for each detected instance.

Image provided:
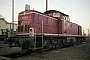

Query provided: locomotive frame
[7,10,86,51]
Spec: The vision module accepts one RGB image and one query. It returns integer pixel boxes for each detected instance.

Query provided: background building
[0,18,17,35]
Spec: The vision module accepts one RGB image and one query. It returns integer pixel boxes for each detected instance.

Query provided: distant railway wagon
[7,9,86,51]
[0,18,17,40]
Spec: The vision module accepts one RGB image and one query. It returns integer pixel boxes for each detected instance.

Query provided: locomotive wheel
[22,40,30,50]
[59,42,63,48]
[21,49,27,54]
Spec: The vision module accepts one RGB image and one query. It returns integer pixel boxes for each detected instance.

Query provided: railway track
[1,43,78,60]
[2,51,32,59]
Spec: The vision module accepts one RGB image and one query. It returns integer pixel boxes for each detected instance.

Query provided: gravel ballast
[14,43,90,60]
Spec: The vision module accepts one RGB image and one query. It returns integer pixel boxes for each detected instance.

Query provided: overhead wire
[49,0,89,23]
[0,2,12,6]
[60,0,90,20]
[0,0,89,24]
[0,1,23,22]
[49,0,71,13]
[0,1,24,10]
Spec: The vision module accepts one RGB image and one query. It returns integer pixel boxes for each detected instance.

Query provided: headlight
[45,42,47,43]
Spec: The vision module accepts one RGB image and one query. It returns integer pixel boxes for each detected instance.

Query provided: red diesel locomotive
[8,9,85,50]
[18,10,82,35]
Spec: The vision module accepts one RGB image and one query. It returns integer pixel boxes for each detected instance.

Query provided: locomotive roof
[19,10,69,16]
[19,10,58,19]
[44,10,69,16]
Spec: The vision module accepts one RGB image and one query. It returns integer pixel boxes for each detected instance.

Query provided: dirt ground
[15,37,90,60]
[13,43,90,60]
[0,38,90,60]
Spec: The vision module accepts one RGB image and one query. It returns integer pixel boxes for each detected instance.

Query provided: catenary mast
[46,0,48,11]
[12,0,14,36]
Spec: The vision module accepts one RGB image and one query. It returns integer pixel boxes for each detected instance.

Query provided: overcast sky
[0,0,90,35]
